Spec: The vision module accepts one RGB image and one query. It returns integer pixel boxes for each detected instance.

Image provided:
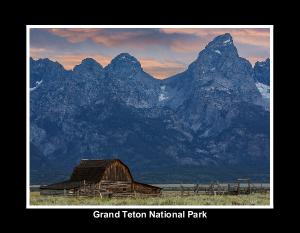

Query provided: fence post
[180,184,184,197]
[83,180,86,195]
[194,184,199,194]
[217,181,220,195]
[248,180,251,194]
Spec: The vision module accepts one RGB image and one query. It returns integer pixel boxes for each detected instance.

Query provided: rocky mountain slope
[30,33,270,184]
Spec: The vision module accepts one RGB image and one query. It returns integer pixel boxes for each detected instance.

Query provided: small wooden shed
[40,159,161,197]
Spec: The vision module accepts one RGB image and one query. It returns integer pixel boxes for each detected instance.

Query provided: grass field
[30,191,270,206]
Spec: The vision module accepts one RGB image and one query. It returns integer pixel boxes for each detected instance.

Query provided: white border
[26,25,274,209]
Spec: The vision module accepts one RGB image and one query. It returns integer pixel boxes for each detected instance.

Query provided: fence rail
[33,182,270,197]
[159,183,269,195]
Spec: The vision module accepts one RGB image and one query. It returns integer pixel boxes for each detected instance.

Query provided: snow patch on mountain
[126,98,150,108]
[256,82,270,99]
[214,50,221,54]
[256,82,270,111]
[159,85,168,101]
[30,80,43,91]
[223,39,232,44]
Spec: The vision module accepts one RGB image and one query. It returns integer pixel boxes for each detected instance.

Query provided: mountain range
[30,33,270,184]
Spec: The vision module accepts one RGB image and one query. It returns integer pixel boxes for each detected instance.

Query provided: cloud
[47,28,270,51]
[32,28,270,77]
[47,28,270,62]
[30,47,49,57]
[92,31,150,47]
[140,58,186,79]
[47,28,200,52]
[247,56,269,65]
[48,28,103,43]
[48,29,161,48]
[169,40,205,52]
[160,28,270,50]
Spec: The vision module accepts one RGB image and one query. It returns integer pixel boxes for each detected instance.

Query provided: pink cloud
[91,31,149,47]
[247,56,269,65]
[169,40,206,52]
[48,29,152,48]
[49,28,103,43]
[30,47,49,57]
[161,28,270,49]
[47,28,270,60]
[140,58,186,79]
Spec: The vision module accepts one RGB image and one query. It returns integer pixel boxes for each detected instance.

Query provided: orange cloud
[161,28,270,48]
[169,40,206,52]
[47,28,270,59]
[140,58,186,79]
[48,29,149,47]
[49,28,103,43]
[92,31,148,47]
[30,47,49,57]
[247,56,269,65]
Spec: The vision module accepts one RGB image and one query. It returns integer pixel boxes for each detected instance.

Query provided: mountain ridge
[30,33,270,184]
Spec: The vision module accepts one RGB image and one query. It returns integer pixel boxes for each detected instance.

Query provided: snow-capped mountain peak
[193,33,239,65]
[205,33,234,49]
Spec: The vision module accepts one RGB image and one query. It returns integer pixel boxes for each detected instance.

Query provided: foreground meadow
[30,191,270,206]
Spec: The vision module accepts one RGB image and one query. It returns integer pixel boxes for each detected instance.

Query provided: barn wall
[99,181,132,193]
[102,161,133,182]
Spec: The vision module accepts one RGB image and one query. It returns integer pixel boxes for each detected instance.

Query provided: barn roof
[41,159,133,190]
[133,181,162,190]
[70,159,113,182]
[40,180,82,190]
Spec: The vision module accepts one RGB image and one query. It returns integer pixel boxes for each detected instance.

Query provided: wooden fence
[162,183,269,196]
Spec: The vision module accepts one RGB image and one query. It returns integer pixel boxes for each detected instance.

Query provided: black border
[8,7,284,225]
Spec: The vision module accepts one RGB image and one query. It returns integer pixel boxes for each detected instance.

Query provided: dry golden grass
[30,191,270,206]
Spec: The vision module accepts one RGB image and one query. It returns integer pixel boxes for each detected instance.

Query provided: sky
[30,28,270,79]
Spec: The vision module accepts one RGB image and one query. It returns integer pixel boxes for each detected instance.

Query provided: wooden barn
[40,159,162,197]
